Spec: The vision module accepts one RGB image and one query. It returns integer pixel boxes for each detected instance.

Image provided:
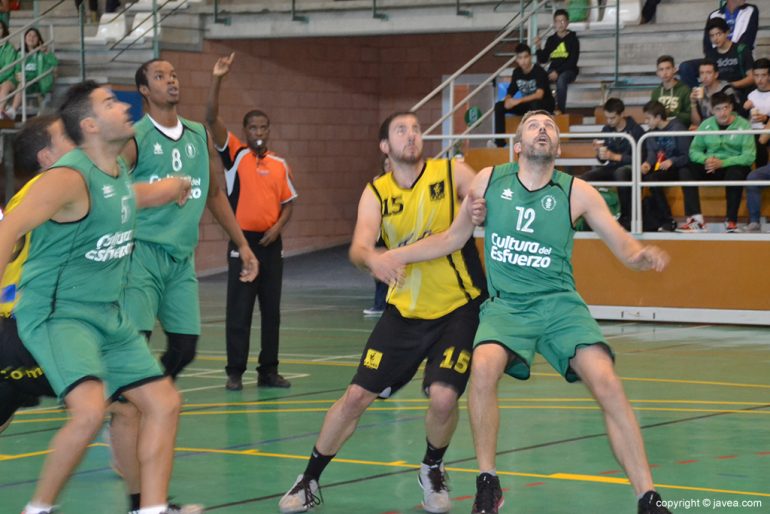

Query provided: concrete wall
[163,32,497,273]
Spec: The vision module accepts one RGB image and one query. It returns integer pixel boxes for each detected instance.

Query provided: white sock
[480,469,497,476]
[137,505,168,514]
[693,214,704,224]
[24,503,54,514]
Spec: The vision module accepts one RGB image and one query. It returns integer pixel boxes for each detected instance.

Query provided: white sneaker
[362,306,384,316]
[166,503,205,514]
[129,504,204,514]
[676,217,706,233]
[279,474,322,513]
[418,463,451,513]
[739,222,761,233]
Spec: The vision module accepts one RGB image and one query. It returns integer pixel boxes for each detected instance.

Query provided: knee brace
[161,332,199,379]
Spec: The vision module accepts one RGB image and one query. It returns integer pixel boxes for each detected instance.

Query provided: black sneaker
[225,375,243,391]
[657,219,677,232]
[258,373,291,388]
[638,490,671,514]
[471,473,503,514]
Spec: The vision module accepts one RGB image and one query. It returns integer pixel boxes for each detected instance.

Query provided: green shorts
[122,241,200,335]
[473,292,611,382]
[15,298,163,400]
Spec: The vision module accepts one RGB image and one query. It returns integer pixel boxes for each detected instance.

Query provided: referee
[207,53,297,390]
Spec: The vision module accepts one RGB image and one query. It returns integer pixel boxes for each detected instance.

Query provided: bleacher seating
[83,13,127,45]
[125,13,160,47]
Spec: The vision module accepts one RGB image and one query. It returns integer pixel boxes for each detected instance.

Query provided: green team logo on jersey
[85,230,134,263]
[489,232,553,269]
[541,194,556,211]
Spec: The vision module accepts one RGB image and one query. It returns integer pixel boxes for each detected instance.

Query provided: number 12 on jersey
[515,207,535,233]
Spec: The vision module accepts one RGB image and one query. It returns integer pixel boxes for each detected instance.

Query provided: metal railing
[0,0,66,122]
[425,126,770,236]
[413,0,629,156]
[634,128,770,233]
[410,0,549,156]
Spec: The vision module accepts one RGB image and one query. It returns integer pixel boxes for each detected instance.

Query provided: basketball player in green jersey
[0,81,194,514]
[121,59,258,378]
[0,114,203,514]
[375,111,673,514]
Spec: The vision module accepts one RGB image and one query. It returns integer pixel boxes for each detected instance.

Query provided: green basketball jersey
[18,149,135,306]
[483,162,576,297]
[131,115,210,259]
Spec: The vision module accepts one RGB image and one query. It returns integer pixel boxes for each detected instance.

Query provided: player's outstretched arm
[204,133,259,281]
[0,168,88,278]
[384,167,491,266]
[205,52,234,149]
[133,177,192,209]
[573,178,669,272]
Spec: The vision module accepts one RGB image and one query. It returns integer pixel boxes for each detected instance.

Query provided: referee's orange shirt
[218,132,297,233]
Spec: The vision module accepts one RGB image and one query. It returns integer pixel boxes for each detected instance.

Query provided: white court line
[178,369,223,378]
[194,350,354,359]
[200,323,371,333]
[312,354,361,362]
[177,373,309,394]
[604,324,710,341]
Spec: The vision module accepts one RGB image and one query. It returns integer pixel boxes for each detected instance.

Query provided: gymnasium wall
[161,32,498,273]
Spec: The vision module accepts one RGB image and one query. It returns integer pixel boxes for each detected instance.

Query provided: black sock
[423,439,448,467]
[303,446,335,481]
[129,493,141,511]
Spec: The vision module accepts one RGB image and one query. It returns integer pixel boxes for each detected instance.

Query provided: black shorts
[351,296,481,398]
[0,317,55,425]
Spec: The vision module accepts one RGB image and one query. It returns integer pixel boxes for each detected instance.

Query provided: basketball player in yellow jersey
[279,112,485,514]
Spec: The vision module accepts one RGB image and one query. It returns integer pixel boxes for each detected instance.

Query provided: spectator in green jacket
[9,27,58,119]
[651,55,691,126]
[0,20,17,119]
[678,92,755,232]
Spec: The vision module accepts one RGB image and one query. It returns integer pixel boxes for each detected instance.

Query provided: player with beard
[373,111,672,514]
[120,59,258,379]
[278,111,486,514]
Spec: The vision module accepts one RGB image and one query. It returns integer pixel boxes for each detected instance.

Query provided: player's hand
[368,250,405,287]
[213,52,235,78]
[629,245,669,272]
[176,176,192,206]
[238,244,259,282]
[259,226,280,247]
[468,196,487,225]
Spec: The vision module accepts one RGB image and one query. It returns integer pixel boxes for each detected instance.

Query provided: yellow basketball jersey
[369,158,481,319]
[0,175,42,317]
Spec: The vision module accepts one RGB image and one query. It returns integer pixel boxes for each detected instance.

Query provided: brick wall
[162,32,497,274]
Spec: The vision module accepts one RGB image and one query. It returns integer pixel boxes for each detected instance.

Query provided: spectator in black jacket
[581,98,645,230]
[535,9,580,114]
[642,100,692,231]
[493,43,554,147]
[678,0,759,88]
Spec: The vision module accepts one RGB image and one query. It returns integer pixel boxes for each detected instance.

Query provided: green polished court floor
[1,248,768,513]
